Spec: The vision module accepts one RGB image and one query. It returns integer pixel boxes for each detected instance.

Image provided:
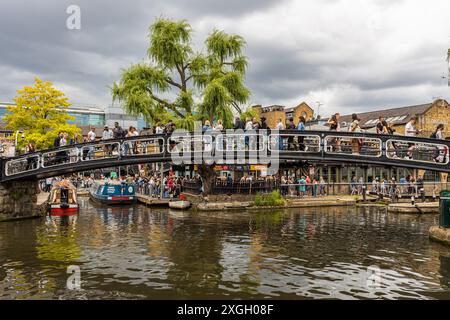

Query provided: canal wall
[0,180,46,221]
[186,194,365,212]
[388,202,440,214]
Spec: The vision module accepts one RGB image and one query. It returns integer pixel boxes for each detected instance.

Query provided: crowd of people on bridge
[16,111,447,156]
[8,112,448,182]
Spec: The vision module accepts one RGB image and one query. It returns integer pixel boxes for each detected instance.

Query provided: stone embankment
[0,181,47,222]
[388,202,439,214]
[429,226,450,246]
[195,195,363,212]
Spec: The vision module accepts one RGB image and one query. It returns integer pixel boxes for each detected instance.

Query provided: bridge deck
[1,130,449,182]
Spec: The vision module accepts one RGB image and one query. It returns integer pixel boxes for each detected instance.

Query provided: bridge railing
[41,147,79,168]
[386,139,449,165]
[215,133,267,152]
[168,135,212,153]
[324,136,382,157]
[2,131,450,180]
[80,142,121,161]
[4,155,40,176]
[268,134,321,152]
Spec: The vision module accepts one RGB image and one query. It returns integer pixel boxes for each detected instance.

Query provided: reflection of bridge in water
[1,130,449,182]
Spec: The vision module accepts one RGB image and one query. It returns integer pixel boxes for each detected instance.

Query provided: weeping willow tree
[111,18,250,194]
[112,18,249,130]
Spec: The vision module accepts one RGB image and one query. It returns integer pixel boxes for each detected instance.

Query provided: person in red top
[168,178,174,190]
[305,175,311,196]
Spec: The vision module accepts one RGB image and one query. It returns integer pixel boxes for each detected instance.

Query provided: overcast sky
[0,0,449,116]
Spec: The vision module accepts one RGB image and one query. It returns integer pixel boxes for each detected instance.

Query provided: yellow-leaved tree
[4,77,80,150]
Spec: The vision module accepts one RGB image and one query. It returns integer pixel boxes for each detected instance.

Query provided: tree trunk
[197,163,216,195]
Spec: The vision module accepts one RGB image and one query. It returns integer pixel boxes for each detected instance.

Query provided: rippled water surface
[0,198,449,299]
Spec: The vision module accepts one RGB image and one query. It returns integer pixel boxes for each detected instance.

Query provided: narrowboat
[89,181,136,205]
[48,181,79,215]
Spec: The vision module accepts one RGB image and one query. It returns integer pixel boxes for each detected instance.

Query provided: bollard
[440,190,450,228]
[411,195,415,206]
[362,185,366,202]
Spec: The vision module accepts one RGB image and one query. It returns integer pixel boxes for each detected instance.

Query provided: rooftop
[330,102,437,128]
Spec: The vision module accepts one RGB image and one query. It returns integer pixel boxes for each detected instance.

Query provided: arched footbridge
[1,130,449,182]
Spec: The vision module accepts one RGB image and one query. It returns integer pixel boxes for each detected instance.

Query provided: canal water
[0,198,449,300]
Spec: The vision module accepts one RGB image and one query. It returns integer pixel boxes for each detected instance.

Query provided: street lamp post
[14,130,24,156]
[315,101,323,120]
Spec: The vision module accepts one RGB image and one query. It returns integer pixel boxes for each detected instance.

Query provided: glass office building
[1,102,148,131]
[0,103,106,128]
[66,105,106,127]
[105,102,149,130]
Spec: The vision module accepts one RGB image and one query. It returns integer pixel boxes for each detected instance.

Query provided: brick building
[252,102,314,128]
[335,99,450,137]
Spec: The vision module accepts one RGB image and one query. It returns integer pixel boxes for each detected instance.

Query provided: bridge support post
[0,180,44,221]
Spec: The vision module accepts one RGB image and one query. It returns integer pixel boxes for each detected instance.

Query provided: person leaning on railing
[431,124,447,163]
[87,127,96,160]
[349,113,362,155]
[404,117,422,159]
[327,113,341,152]
[297,116,306,151]
[69,133,81,145]
[25,142,36,170]
[101,126,114,156]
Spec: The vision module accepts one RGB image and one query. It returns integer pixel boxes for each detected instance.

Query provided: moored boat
[168,194,191,210]
[168,200,191,210]
[89,181,136,205]
[48,180,79,215]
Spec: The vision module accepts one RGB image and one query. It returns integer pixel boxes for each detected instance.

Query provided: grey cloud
[0,0,448,116]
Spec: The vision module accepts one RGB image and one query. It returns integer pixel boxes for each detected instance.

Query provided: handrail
[5,130,450,161]
[2,130,449,180]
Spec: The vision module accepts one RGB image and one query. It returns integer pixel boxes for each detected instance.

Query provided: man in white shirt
[88,127,96,142]
[276,119,285,130]
[404,117,421,137]
[102,126,114,155]
[276,119,285,150]
[245,118,253,131]
[102,126,113,140]
[404,117,422,159]
[87,127,96,159]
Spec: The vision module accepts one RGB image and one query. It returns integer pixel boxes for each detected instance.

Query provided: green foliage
[253,190,286,207]
[240,107,258,122]
[111,18,250,129]
[4,77,80,150]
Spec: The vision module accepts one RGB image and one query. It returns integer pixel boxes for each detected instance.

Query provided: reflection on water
[0,198,449,299]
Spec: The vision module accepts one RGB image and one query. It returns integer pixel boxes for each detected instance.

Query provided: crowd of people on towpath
[40,167,440,203]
